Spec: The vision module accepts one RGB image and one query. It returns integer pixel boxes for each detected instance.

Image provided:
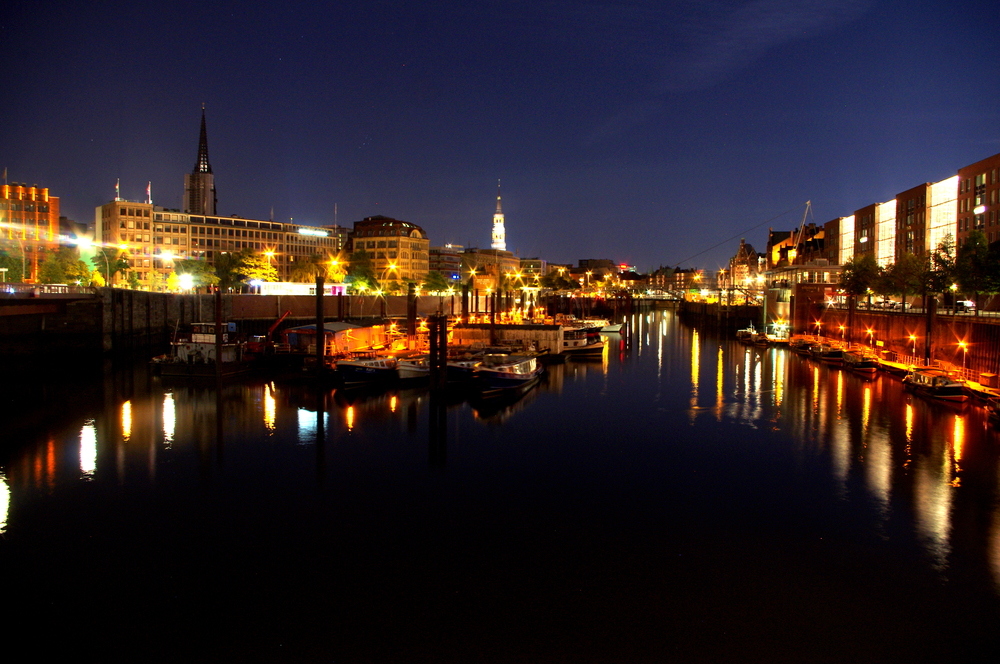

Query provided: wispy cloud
[657,0,871,92]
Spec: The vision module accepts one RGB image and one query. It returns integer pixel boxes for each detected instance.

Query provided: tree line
[838,231,1000,313]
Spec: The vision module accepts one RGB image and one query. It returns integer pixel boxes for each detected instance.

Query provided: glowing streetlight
[959,340,968,370]
[909,334,917,355]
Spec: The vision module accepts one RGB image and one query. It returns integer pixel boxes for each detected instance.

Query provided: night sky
[4,0,999,272]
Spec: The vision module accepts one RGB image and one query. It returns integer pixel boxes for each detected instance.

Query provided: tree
[91,247,131,284]
[838,253,881,305]
[174,259,219,291]
[882,253,925,308]
[540,272,577,291]
[0,243,25,283]
[289,253,323,283]
[346,250,377,293]
[233,250,279,286]
[928,235,957,295]
[421,271,452,294]
[955,230,999,315]
[38,252,67,284]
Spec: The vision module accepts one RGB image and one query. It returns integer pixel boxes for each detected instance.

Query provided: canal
[3,310,1000,662]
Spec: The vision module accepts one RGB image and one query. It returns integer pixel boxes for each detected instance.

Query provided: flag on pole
[146,181,151,205]
[115,178,120,201]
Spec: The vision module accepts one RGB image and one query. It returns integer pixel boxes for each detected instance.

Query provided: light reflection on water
[3,310,1000,657]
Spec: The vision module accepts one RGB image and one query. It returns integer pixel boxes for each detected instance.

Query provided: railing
[1,283,98,297]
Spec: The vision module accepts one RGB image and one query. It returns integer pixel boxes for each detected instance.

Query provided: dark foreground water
[4,311,1000,662]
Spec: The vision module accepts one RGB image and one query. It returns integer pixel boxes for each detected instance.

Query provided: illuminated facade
[0,183,60,283]
[348,216,429,282]
[491,181,506,251]
[95,200,341,288]
[956,153,1000,246]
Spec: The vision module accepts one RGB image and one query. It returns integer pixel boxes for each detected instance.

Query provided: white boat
[336,352,398,386]
[477,354,543,395]
[561,325,606,355]
[397,356,431,381]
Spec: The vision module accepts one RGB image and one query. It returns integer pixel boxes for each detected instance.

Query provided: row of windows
[0,203,53,214]
[119,208,152,217]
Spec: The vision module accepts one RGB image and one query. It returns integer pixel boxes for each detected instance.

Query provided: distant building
[182,107,217,216]
[347,215,429,282]
[0,183,61,283]
[95,199,339,287]
[429,244,464,281]
[462,247,520,290]
[491,181,506,251]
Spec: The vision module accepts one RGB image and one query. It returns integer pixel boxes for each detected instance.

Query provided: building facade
[0,183,61,283]
[348,216,429,283]
[957,153,1000,247]
[95,200,341,288]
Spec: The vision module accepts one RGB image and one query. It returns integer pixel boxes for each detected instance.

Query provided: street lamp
[959,340,968,370]
[909,334,917,356]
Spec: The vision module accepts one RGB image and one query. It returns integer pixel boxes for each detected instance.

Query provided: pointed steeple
[183,105,217,215]
[194,104,213,174]
[491,179,506,251]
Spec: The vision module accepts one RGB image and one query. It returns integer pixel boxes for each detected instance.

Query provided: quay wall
[0,290,659,358]
[451,324,563,354]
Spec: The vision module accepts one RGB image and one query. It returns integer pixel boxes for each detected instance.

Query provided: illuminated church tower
[182,105,217,216]
[491,180,506,251]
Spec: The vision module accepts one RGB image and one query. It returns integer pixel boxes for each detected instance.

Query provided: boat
[151,321,251,377]
[902,366,968,402]
[810,343,844,364]
[446,356,482,382]
[736,327,757,344]
[397,355,431,381]
[842,348,879,375]
[600,321,624,333]
[789,336,815,356]
[335,351,399,386]
[476,353,544,396]
[561,324,606,356]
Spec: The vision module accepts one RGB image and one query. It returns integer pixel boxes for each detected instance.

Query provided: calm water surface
[4,311,1000,662]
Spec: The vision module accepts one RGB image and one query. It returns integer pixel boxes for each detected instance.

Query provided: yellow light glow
[121,400,132,442]
[346,406,355,431]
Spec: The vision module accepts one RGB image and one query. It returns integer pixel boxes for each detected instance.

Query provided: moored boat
[842,348,879,375]
[561,325,606,356]
[336,352,399,386]
[151,321,251,377]
[477,353,544,395]
[810,343,844,364]
[902,366,968,402]
[397,356,431,381]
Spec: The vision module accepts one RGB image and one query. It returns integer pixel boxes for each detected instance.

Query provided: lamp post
[909,334,917,356]
[959,340,968,371]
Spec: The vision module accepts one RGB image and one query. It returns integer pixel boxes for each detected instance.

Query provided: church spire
[194,104,213,174]
[183,105,217,215]
[491,179,506,251]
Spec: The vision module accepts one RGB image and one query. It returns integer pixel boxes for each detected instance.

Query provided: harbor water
[3,310,1000,662]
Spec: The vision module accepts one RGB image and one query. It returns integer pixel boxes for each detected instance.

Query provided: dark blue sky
[4,0,999,271]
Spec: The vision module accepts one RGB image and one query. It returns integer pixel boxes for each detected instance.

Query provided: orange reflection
[263,383,276,432]
[951,415,965,487]
[121,400,132,443]
[390,395,398,413]
[346,405,355,431]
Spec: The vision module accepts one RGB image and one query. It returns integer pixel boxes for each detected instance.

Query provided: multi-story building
[95,200,341,288]
[0,183,61,283]
[893,177,957,259]
[462,247,521,290]
[957,153,1000,246]
[429,244,464,281]
[347,215,429,283]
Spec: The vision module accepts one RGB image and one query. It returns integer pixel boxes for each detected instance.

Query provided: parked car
[955,300,976,312]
